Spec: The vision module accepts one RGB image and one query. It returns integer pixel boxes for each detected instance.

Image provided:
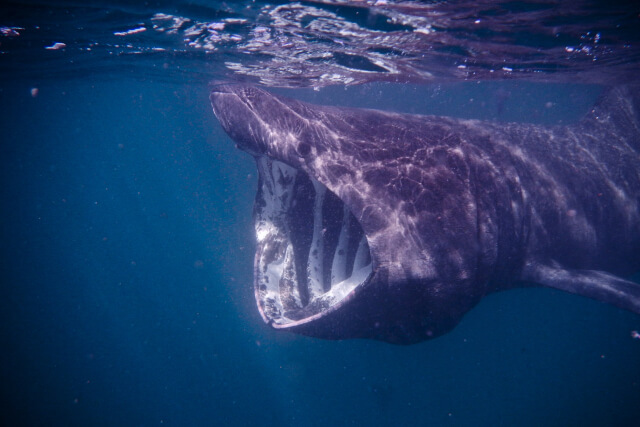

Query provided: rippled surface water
[1,1,639,426]
[2,0,640,86]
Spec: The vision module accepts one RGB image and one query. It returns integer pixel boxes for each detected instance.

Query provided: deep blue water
[2,78,639,426]
[2,0,640,425]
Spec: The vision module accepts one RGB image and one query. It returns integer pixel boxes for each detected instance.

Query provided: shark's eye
[296,142,311,157]
[253,157,373,327]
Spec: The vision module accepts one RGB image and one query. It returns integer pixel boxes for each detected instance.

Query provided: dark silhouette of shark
[210,85,640,344]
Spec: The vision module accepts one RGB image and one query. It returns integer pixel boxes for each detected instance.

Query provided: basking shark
[210,85,640,344]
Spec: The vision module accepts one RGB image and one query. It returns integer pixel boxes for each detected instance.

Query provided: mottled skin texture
[211,85,640,344]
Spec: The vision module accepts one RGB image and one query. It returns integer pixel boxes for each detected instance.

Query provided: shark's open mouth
[253,157,373,328]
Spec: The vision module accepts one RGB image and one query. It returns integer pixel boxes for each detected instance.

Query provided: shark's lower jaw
[253,157,373,328]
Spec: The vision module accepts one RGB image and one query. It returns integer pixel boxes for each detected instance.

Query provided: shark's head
[210,85,482,344]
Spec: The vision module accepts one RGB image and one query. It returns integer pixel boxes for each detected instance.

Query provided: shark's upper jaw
[253,155,373,328]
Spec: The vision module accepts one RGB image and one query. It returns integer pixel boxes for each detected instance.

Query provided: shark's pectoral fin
[522,262,640,314]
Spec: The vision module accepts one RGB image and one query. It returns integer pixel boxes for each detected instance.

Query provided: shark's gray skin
[210,85,640,344]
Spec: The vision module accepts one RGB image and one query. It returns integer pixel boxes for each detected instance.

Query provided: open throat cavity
[254,157,373,327]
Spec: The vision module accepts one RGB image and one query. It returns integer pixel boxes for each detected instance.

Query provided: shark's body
[210,85,640,344]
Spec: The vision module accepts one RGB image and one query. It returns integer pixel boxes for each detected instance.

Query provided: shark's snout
[210,85,269,156]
